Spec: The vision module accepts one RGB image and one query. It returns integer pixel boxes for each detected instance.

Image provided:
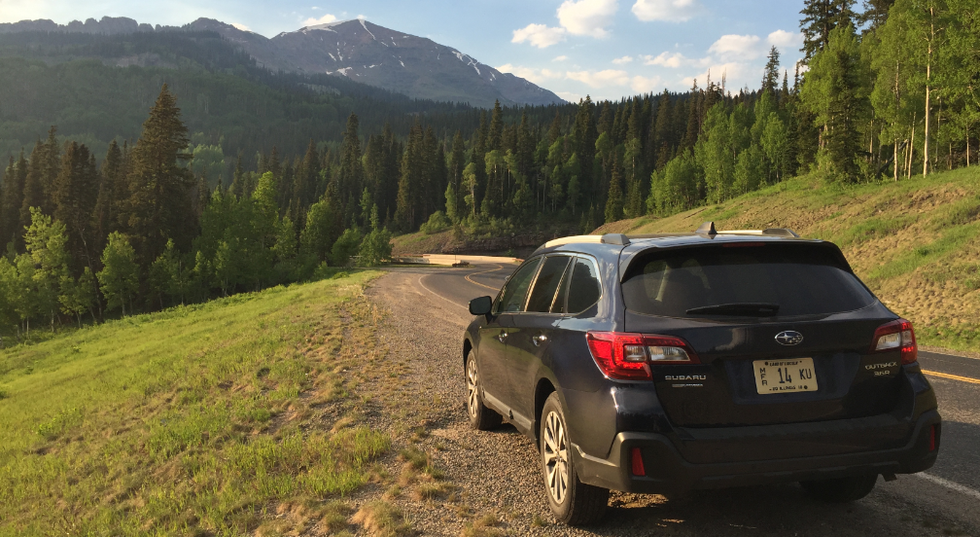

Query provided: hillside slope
[0,274,389,535]
[596,167,980,352]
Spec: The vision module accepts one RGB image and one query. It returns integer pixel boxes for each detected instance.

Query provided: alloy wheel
[543,410,569,504]
[466,359,479,419]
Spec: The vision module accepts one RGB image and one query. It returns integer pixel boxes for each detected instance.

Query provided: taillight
[872,319,918,365]
[586,331,699,380]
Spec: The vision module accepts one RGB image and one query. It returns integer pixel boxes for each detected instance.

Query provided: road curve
[374,262,980,535]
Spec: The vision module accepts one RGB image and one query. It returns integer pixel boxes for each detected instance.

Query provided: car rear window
[566,257,602,314]
[621,243,876,318]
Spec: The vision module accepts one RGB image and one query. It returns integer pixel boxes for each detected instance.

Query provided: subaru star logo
[775,330,804,346]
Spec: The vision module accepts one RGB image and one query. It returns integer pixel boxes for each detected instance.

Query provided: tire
[465,352,502,430]
[540,392,609,525]
[800,474,878,503]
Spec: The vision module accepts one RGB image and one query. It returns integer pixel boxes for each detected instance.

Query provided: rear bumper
[572,409,941,494]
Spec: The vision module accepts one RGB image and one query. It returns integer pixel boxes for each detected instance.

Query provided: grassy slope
[0,273,389,536]
[596,167,980,353]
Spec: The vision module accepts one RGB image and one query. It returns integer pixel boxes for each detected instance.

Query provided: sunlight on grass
[619,167,980,352]
[0,272,388,536]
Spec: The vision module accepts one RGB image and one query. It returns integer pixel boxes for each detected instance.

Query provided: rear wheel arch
[534,378,557,447]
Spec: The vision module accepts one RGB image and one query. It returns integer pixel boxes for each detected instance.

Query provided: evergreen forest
[1,0,979,342]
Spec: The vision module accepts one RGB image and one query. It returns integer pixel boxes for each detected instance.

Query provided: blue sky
[0,0,808,102]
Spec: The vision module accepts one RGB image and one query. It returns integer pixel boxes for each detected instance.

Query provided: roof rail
[693,221,800,238]
[542,233,632,249]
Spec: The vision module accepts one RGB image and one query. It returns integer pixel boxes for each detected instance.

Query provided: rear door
[620,242,904,428]
[504,255,574,425]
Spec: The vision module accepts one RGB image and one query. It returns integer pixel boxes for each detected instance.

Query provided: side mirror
[469,296,493,316]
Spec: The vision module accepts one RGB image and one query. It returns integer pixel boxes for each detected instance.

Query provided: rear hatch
[621,241,905,431]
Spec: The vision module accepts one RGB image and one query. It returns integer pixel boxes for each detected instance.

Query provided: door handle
[532,334,548,346]
[496,332,509,343]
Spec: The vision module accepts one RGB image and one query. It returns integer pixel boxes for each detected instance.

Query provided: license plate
[753,358,818,394]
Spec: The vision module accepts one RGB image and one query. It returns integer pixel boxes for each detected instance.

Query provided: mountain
[188,18,564,108]
[0,16,565,109]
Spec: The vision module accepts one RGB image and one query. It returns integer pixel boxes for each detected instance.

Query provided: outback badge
[775,330,804,346]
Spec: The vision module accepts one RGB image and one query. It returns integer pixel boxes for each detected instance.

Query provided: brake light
[872,319,918,365]
[586,332,699,380]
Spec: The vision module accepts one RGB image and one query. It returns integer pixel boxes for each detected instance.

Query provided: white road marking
[914,472,980,501]
[417,274,468,311]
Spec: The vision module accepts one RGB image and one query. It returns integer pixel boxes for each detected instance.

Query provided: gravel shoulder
[352,269,980,537]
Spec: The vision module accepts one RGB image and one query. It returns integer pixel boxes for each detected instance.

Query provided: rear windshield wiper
[685,303,780,316]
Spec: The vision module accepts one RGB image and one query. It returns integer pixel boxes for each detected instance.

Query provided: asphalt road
[402,261,980,534]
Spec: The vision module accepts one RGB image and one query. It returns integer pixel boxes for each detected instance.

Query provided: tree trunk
[894,138,900,181]
[923,7,935,177]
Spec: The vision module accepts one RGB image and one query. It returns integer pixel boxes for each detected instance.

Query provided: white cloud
[512,23,567,48]
[556,91,584,103]
[553,55,569,62]
[612,55,633,65]
[767,29,803,49]
[231,22,251,32]
[631,0,701,22]
[496,64,564,85]
[708,34,763,60]
[631,75,662,93]
[566,69,630,88]
[557,0,618,38]
[356,14,367,20]
[643,51,687,68]
[303,13,338,26]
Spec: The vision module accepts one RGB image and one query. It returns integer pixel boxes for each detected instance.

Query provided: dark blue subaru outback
[462,223,941,525]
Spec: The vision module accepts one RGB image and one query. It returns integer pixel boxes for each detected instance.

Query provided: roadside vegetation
[0,272,392,536]
[598,165,980,354]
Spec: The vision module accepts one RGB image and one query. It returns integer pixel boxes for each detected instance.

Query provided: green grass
[0,273,388,536]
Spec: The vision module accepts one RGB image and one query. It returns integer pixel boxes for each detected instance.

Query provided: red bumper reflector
[929,425,937,452]
[631,447,646,476]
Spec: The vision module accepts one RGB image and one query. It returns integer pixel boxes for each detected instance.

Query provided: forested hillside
[0,29,484,165]
[1,0,978,343]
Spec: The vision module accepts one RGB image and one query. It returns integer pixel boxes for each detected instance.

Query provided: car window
[621,244,876,318]
[526,256,572,313]
[566,258,602,314]
[495,258,541,314]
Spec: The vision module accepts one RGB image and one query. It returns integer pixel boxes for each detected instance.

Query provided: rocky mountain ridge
[0,16,565,108]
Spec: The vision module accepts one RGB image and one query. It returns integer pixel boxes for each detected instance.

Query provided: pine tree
[488,101,504,151]
[801,0,858,61]
[572,97,598,210]
[125,84,195,265]
[604,154,624,224]
[20,140,48,233]
[1,151,27,248]
[761,46,782,96]
[53,142,99,274]
[857,0,896,32]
